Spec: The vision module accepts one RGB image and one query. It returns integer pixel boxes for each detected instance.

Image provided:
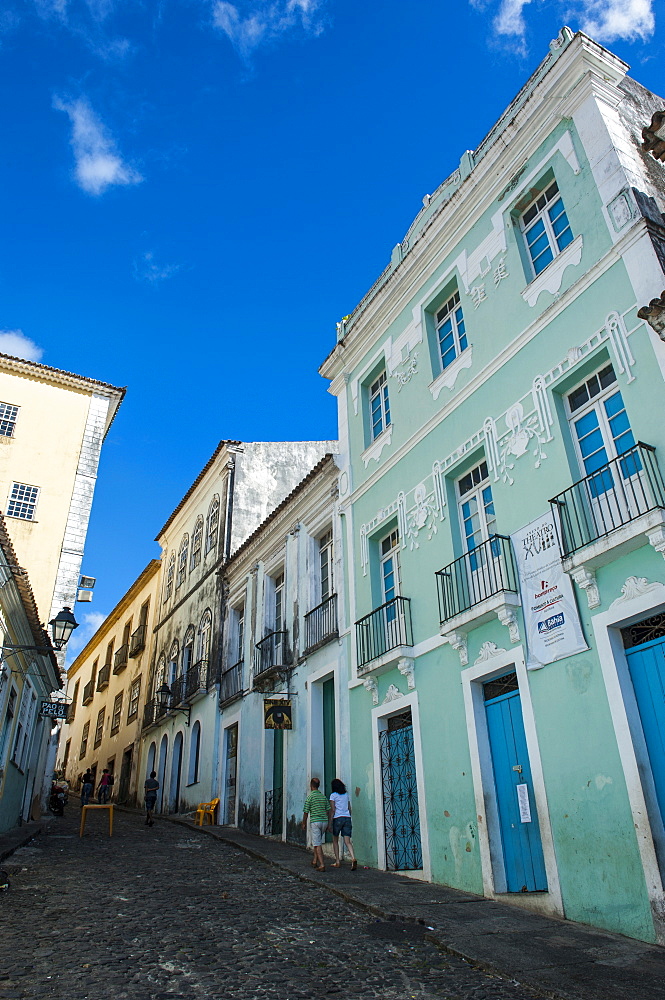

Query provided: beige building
[60,560,160,803]
[0,353,125,624]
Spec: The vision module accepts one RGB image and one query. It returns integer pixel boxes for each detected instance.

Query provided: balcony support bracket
[569,565,601,609]
[497,606,521,642]
[363,676,379,705]
[647,524,665,560]
[397,656,415,690]
[442,630,468,666]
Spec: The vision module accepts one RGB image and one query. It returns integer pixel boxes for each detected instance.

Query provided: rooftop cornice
[319,30,629,381]
[155,441,241,542]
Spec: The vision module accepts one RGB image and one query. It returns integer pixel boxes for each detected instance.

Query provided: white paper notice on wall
[516,783,532,823]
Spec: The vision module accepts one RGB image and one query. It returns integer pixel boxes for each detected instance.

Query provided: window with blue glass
[521,181,573,277]
[567,364,640,497]
[436,290,467,370]
[369,371,391,441]
[457,461,497,570]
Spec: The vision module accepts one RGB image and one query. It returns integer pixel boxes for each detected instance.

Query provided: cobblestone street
[0,809,549,1000]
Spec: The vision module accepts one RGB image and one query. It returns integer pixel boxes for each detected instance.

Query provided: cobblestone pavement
[0,809,549,1000]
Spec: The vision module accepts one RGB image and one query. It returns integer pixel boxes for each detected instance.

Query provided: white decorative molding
[570,565,601,610]
[383,683,403,704]
[390,350,418,390]
[647,525,665,561]
[497,607,520,643]
[429,347,473,400]
[397,656,415,690]
[404,483,439,549]
[443,630,468,666]
[605,311,635,383]
[361,425,393,468]
[521,235,584,308]
[363,676,379,705]
[474,641,507,664]
[454,216,506,294]
[607,189,637,233]
[610,576,662,609]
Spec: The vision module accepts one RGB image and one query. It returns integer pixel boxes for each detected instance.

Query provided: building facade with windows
[321,30,665,943]
[59,560,160,805]
[217,454,347,844]
[0,515,60,833]
[0,354,124,625]
[140,439,337,817]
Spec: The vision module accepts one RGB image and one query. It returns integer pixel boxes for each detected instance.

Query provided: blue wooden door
[485,676,548,892]
[625,636,665,824]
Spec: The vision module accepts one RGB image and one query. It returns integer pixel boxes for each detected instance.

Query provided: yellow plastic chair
[194,798,220,826]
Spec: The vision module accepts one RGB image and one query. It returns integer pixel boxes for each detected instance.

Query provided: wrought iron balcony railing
[96,664,111,691]
[550,442,665,558]
[304,594,338,652]
[254,631,289,684]
[185,659,209,699]
[82,680,94,705]
[171,675,185,706]
[113,644,129,674]
[221,660,243,704]
[129,624,147,657]
[355,596,413,669]
[142,703,158,729]
[436,534,519,625]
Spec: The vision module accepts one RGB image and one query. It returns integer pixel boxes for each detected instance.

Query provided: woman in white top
[328,778,357,870]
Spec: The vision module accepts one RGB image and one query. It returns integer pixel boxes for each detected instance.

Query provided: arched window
[205,495,220,556]
[146,741,156,776]
[188,721,201,784]
[190,516,204,570]
[176,534,189,590]
[164,552,175,602]
[154,654,166,698]
[168,640,179,687]
[182,625,195,679]
[197,609,212,664]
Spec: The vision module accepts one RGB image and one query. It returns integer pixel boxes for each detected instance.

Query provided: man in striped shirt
[301,777,331,871]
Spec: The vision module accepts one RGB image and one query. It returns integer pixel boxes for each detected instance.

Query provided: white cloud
[492,0,532,48]
[133,251,182,284]
[53,95,143,196]
[0,329,44,362]
[64,609,108,663]
[579,0,655,42]
[212,0,323,58]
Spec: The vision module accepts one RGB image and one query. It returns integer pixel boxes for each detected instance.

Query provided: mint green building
[321,29,665,943]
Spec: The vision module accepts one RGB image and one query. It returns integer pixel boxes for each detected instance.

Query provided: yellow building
[60,560,160,804]
[0,353,125,624]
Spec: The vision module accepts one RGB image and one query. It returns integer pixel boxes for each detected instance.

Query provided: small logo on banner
[537,613,565,634]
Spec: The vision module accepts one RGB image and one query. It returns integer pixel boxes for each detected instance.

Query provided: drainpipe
[224,455,236,563]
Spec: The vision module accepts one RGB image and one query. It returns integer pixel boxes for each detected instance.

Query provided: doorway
[170,732,183,813]
[623,616,665,829]
[118,746,133,804]
[157,734,168,812]
[223,723,238,825]
[379,710,422,871]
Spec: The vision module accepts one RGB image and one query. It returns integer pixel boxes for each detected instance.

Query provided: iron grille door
[379,713,422,871]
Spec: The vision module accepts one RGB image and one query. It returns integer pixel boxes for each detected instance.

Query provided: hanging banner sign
[511,512,588,669]
[40,701,70,720]
[264,699,292,730]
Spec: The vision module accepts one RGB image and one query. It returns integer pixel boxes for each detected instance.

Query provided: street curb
[0,821,42,863]
[163,815,563,1000]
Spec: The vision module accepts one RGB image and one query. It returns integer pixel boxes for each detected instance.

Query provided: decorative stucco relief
[363,676,379,705]
[521,235,584,308]
[429,347,473,401]
[358,304,642,566]
[610,576,662,609]
[390,350,419,390]
[474,641,507,664]
[383,683,403,703]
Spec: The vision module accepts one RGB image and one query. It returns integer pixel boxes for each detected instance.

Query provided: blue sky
[0,0,662,654]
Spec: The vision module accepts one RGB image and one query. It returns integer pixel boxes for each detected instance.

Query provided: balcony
[129,624,147,657]
[170,674,185,706]
[304,595,338,653]
[113,644,129,674]
[142,703,158,730]
[435,536,520,662]
[254,631,290,688]
[185,659,209,701]
[221,660,243,705]
[96,664,111,692]
[550,443,665,609]
[82,680,94,706]
[355,596,413,674]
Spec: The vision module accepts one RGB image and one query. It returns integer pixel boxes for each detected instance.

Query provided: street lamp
[156,682,172,712]
[48,607,79,651]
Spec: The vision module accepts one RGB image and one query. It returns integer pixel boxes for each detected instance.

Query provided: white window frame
[520,179,573,279]
[11,678,37,772]
[164,553,175,603]
[197,610,212,663]
[379,528,401,604]
[94,707,105,748]
[111,692,123,734]
[369,371,391,442]
[128,677,141,721]
[0,402,19,438]
[457,461,496,553]
[566,363,631,474]
[435,290,467,372]
[7,482,39,521]
[176,534,189,590]
[190,516,204,570]
[318,529,334,604]
[205,496,220,556]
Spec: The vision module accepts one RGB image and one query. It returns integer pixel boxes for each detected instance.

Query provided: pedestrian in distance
[144,771,159,826]
[80,769,93,807]
[301,777,330,872]
[97,768,113,804]
[329,778,357,870]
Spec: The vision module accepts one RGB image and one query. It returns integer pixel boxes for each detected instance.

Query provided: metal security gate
[224,724,238,825]
[379,711,422,870]
[624,614,665,826]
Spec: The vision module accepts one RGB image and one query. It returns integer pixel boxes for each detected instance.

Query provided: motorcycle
[49,781,68,816]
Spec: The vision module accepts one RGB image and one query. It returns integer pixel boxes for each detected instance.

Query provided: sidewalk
[0,819,43,863]
[167,816,665,1000]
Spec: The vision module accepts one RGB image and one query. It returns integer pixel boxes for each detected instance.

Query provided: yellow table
[79,804,114,837]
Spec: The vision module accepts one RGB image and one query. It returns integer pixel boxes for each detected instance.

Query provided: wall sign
[264,699,292,730]
[512,512,588,669]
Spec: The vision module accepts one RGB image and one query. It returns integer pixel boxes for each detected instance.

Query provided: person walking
[329,778,357,870]
[144,771,159,826]
[301,777,330,872]
[80,769,93,807]
[97,769,112,804]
